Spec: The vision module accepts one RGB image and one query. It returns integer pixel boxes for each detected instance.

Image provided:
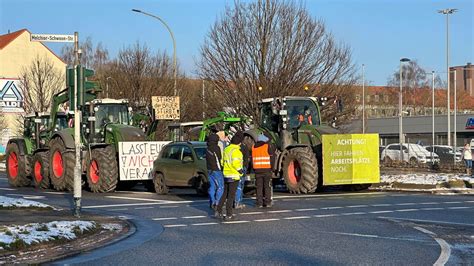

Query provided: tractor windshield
[286,99,320,128]
[95,104,130,130]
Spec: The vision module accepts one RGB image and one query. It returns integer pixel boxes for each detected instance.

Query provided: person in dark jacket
[206,133,224,210]
[251,133,276,208]
[234,141,250,209]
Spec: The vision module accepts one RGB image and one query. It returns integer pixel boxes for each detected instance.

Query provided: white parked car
[381,143,440,164]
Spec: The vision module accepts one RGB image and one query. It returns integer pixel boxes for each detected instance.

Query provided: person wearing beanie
[217,131,244,220]
[251,133,276,208]
[206,133,224,211]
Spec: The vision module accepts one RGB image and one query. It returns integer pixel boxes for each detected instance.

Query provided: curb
[370,187,474,195]
[42,217,137,264]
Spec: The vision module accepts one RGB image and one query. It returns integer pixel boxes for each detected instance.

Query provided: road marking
[191,222,218,226]
[378,217,474,227]
[0,188,16,191]
[84,202,164,209]
[115,191,156,195]
[295,208,318,212]
[109,208,129,211]
[254,218,280,222]
[44,191,68,195]
[135,207,154,210]
[222,220,250,224]
[322,206,343,210]
[420,202,439,205]
[163,224,187,228]
[270,192,386,200]
[314,214,339,218]
[106,196,187,203]
[182,216,207,219]
[346,205,369,208]
[6,193,44,198]
[341,212,366,216]
[443,201,462,204]
[160,206,179,208]
[395,209,418,212]
[282,199,298,201]
[240,211,264,215]
[371,204,392,207]
[447,206,470,210]
[465,201,474,203]
[152,217,178,221]
[396,203,416,206]
[283,216,311,220]
[413,227,451,266]
[267,210,292,213]
[370,210,394,214]
[23,195,46,199]
[420,207,444,211]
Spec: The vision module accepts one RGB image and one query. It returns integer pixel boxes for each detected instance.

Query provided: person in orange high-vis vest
[251,133,276,208]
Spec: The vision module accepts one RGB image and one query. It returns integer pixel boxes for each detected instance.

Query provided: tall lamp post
[438,8,457,146]
[362,64,365,133]
[399,58,410,161]
[132,9,177,96]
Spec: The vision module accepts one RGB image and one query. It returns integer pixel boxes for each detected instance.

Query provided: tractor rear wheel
[86,146,118,193]
[32,152,50,189]
[282,147,318,194]
[6,143,30,187]
[49,138,74,191]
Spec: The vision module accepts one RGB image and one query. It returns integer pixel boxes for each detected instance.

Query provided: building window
[374,95,379,102]
[383,95,389,103]
[366,95,370,103]
[355,94,360,103]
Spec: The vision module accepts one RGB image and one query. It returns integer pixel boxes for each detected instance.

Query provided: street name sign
[31,34,75,43]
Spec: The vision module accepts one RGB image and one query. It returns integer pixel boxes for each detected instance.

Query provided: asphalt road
[1,171,473,265]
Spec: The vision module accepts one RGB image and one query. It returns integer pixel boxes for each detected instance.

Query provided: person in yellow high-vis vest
[216,131,244,220]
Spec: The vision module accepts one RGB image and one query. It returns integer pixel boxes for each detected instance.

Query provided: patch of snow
[381,173,473,185]
[101,223,123,231]
[0,221,96,249]
[0,196,52,209]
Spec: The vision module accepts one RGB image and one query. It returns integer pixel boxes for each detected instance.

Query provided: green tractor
[244,96,345,194]
[48,97,145,193]
[5,112,68,188]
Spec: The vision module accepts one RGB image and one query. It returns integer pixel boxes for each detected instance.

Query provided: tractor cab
[83,98,134,143]
[24,112,69,149]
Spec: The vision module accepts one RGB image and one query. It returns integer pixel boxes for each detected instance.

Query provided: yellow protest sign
[151,96,180,120]
[322,134,380,185]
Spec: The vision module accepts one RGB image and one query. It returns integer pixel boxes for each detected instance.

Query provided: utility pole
[73,32,82,217]
[362,64,365,133]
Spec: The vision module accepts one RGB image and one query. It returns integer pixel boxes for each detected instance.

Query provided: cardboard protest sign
[118,141,171,180]
[151,96,180,120]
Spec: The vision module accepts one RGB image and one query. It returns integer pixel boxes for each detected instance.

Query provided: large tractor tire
[5,143,31,187]
[32,152,50,189]
[49,138,74,191]
[282,147,318,194]
[86,146,118,193]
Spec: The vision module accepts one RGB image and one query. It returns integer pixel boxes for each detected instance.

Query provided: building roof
[0,29,27,49]
[0,28,66,64]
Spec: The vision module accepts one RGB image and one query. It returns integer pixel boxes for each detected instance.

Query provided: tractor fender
[243,129,259,141]
[7,139,28,156]
[51,131,75,149]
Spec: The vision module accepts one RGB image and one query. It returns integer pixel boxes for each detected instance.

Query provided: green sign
[322,134,380,185]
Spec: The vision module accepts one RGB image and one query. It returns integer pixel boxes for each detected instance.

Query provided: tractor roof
[261,96,318,103]
[90,98,129,105]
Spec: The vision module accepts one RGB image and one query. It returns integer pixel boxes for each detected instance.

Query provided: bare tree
[18,55,64,114]
[198,0,357,122]
[387,60,444,113]
[60,37,109,69]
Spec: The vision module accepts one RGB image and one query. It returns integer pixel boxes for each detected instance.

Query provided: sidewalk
[0,197,132,264]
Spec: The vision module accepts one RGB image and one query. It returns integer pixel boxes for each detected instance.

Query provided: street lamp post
[431,71,435,165]
[132,9,177,96]
[438,8,457,147]
[399,58,410,162]
[453,69,457,164]
[362,64,365,134]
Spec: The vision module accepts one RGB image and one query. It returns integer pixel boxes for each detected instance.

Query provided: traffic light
[78,66,101,106]
[66,67,76,108]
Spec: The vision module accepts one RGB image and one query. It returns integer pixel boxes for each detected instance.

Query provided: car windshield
[194,147,207,160]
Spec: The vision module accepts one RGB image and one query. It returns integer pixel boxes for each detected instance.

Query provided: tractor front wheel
[49,138,74,191]
[282,147,318,194]
[6,143,30,187]
[86,146,118,193]
[32,152,50,189]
